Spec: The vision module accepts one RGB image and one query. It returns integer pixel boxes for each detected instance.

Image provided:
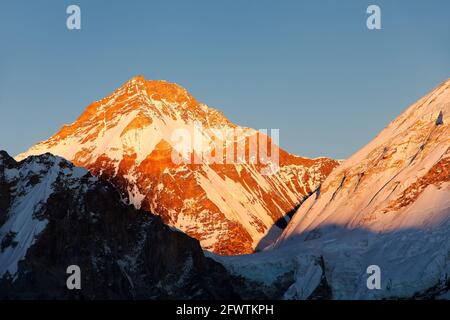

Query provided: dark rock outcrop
[0,151,238,299]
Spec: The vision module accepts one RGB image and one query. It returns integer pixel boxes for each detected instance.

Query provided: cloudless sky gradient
[0,0,449,159]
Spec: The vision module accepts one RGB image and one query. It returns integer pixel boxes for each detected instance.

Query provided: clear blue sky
[0,0,449,159]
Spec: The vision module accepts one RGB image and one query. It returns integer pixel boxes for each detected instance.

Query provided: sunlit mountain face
[16,76,339,255]
[215,78,450,299]
[280,79,450,241]
[2,77,449,300]
[1,0,449,304]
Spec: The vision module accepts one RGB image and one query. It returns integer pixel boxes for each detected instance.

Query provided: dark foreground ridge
[0,151,237,299]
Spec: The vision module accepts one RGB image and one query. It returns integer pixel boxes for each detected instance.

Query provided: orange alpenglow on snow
[215,79,450,299]
[278,78,450,246]
[17,75,339,255]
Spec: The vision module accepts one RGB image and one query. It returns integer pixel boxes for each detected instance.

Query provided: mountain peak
[123,75,198,109]
[0,150,12,161]
[128,74,146,83]
[279,77,450,247]
[16,76,339,255]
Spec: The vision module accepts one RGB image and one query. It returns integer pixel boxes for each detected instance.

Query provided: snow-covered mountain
[17,76,339,255]
[0,151,237,299]
[215,78,450,299]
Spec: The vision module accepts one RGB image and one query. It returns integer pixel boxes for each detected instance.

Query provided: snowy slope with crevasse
[214,78,450,299]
